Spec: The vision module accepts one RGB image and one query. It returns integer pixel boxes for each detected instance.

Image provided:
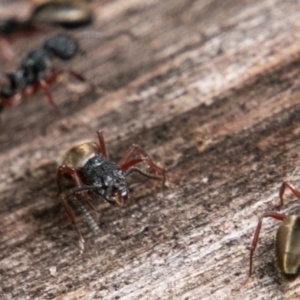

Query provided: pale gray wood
[1,0,300,299]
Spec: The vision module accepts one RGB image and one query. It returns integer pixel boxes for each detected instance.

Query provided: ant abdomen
[44,34,80,61]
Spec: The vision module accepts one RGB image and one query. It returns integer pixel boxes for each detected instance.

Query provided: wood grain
[1,0,300,299]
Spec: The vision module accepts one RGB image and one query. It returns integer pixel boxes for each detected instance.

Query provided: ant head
[83,156,129,206]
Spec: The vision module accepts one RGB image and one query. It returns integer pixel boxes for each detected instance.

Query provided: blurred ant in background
[0,0,136,115]
[0,33,85,115]
[0,0,106,60]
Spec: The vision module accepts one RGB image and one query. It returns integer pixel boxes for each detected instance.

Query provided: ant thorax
[81,155,128,201]
[21,49,52,82]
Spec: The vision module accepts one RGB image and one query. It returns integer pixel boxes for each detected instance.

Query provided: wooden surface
[2,0,300,299]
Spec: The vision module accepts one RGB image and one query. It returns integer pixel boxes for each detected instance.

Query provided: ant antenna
[71,197,100,233]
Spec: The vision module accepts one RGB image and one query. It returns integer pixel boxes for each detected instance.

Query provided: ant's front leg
[23,77,60,115]
[119,144,166,190]
[50,67,86,83]
[38,79,60,116]
[279,181,300,208]
[96,130,107,158]
[124,166,163,182]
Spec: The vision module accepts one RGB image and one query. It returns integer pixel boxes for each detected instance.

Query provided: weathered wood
[2,0,300,299]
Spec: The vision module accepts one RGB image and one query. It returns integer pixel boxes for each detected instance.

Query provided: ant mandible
[0,33,84,115]
[57,130,166,252]
[249,181,300,277]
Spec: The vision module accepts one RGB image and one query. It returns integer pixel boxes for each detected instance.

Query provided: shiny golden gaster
[31,0,93,29]
[249,181,300,278]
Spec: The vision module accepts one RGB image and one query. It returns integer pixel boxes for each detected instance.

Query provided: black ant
[0,1,136,62]
[57,130,166,252]
[249,181,300,278]
[0,33,85,115]
[0,0,94,60]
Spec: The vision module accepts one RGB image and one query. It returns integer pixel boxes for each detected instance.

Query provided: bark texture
[1,0,300,299]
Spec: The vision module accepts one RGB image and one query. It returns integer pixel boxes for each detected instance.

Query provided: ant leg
[119,144,166,188]
[67,185,118,207]
[124,162,165,192]
[61,194,85,253]
[249,212,286,277]
[24,70,60,98]
[96,130,107,158]
[26,82,39,96]
[119,145,139,167]
[38,79,60,115]
[68,70,86,82]
[279,181,300,208]
[124,166,163,181]
[81,191,105,212]
[120,145,164,173]
[56,165,82,195]
[51,67,85,82]
[85,196,98,211]
[46,70,62,85]
[1,92,21,107]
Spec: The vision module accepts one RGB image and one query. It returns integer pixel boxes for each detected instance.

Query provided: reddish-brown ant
[249,181,300,277]
[57,130,166,251]
[0,33,85,115]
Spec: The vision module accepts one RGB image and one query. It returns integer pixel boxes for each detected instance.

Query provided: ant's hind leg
[279,181,300,207]
[249,212,286,277]
[56,165,82,194]
[61,195,85,254]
